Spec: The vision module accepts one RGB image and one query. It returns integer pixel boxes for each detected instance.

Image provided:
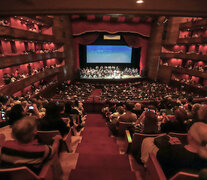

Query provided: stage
[78,76,145,83]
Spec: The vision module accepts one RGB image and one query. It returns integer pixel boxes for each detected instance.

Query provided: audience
[100,81,204,102]
[38,102,69,137]
[2,64,59,86]
[53,81,95,101]
[0,116,62,174]
[119,103,137,123]
[0,78,206,179]
[160,108,188,133]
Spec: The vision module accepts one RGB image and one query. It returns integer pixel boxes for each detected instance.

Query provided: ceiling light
[136,0,144,3]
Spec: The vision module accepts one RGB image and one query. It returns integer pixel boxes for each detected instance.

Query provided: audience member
[38,102,69,137]
[119,103,137,123]
[160,108,188,133]
[0,116,62,174]
[141,122,207,178]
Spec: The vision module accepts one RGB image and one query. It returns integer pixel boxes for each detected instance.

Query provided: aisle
[87,89,102,102]
[69,114,136,180]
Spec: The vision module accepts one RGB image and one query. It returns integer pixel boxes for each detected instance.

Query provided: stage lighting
[136,0,144,4]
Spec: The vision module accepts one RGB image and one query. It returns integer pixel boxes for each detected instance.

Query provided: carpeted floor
[69,114,136,180]
[87,89,102,102]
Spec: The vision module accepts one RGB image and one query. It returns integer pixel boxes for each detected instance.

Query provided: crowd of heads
[53,82,95,101]
[100,81,204,102]
[102,89,207,178]
[2,63,58,85]
[0,79,207,178]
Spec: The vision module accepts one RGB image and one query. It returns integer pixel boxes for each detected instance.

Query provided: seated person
[0,104,25,141]
[135,110,159,134]
[73,100,84,116]
[110,106,125,124]
[160,108,188,133]
[197,104,207,124]
[132,103,143,117]
[141,122,207,178]
[0,116,62,174]
[58,102,74,128]
[119,103,137,123]
[108,106,125,135]
[38,102,69,137]
[7,104,25,126]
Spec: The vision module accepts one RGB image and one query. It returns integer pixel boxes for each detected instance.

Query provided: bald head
[12,116,37,143]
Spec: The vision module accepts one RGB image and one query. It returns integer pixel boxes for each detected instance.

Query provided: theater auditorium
[0,0,207,180]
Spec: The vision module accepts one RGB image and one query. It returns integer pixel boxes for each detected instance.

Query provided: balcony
[170,80,207,95]
[177,36,207,44]
[171,66,207,79]
[0,67,60,95]
[0,52,65,69]
[159,65,207,79]
[180,19,207,31]
[32,82,59,98]
[0,26,59,42]
[160,52,207,62]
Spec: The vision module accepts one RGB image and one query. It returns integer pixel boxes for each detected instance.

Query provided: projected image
[87,45,132,63]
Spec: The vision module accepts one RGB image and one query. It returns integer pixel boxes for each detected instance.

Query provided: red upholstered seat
[37,129,72,152]
[131,133,166,162]
[145,153,198,180]
[118,122,133,136]
[170,171,198,180]
[168,132,188,144]
[0,154,61,180]
[145,153,167,180]
[0,133,5,145]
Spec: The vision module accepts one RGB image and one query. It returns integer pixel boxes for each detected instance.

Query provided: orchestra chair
[168,132,188,145]
[118,122,133,137]
[129,133,166,163]
[36,129,72,152]
[0,153,62,180]
[145,153,198,180]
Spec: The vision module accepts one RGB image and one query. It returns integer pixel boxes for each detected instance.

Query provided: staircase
[69,114,136,180]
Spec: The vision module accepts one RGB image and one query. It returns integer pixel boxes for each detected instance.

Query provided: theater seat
[130,133,166,162]
[0,167,44,180]
[62,128,72,152]
[168,132,188,145]
[118,122,133,137]
[0,157,55,180]
[145,153,198,180]
[170,172,198,180]
[37,129,72,152]
[145,153,166,180]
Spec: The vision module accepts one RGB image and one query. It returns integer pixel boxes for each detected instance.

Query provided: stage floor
[78,75,145,83]
[80,75,141,80]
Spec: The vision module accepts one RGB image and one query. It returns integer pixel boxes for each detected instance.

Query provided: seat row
[0,128,72,180]
[124,129,198,180]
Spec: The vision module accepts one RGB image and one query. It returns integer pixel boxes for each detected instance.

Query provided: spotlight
[136,0,144,3]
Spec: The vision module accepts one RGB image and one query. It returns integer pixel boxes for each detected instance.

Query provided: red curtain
[77,33,99,45]
[73,33,99,70]
[123,33,148,73]
[72,21,151,37]
[122,33,142,48]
